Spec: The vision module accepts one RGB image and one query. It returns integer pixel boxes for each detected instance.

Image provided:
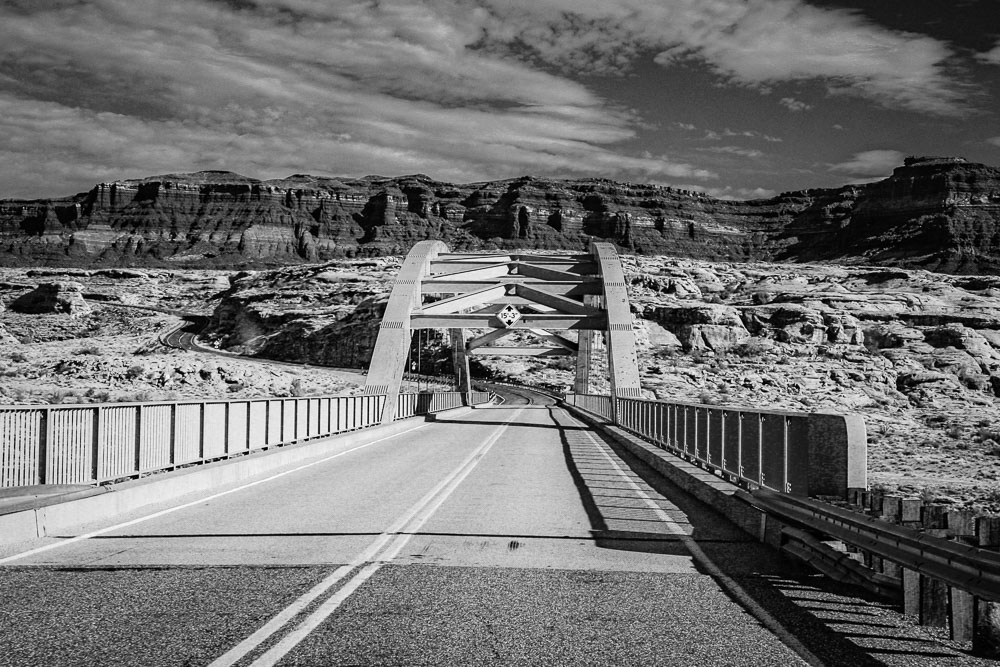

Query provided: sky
[1,0,999,201]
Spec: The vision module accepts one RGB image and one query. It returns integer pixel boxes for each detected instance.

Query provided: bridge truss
[363,241,641,422]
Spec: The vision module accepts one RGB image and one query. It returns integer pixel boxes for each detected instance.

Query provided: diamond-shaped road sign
[497,304,522,328]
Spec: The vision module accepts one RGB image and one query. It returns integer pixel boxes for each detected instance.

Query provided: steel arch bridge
[363,241,642,423]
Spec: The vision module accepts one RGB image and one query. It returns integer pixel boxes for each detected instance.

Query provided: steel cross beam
[364,242,641,421]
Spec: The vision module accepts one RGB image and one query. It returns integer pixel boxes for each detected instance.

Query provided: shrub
[125,365,146,380]
[75,345,102,356]
[732,339,769,357]
[698,391,719,405]
[47,389,72,404]
[978,426,1000,442]
[8,351,28,363]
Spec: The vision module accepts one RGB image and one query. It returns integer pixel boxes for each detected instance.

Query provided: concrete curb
[561,402,766,540]
[0,416,428,547]
[424,404,477,421]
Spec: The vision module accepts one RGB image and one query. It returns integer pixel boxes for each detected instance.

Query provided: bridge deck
[0,404,974,666]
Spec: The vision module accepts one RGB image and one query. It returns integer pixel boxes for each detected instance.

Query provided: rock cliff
[2,156,999,273]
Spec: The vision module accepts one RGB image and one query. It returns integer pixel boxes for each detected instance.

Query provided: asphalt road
[0,405,987,666]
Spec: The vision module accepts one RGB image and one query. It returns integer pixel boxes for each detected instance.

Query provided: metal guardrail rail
[560,388,1000,652]
[0,391,492,487]
[751,489,1000,603]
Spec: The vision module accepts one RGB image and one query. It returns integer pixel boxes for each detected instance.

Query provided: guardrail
[1,391,493,487]
[564,393,866,497]
[752,490,1000,602]
[751,489,1000,652]
[561,389,1000,655]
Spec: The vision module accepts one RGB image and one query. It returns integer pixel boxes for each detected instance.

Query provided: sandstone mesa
[2,156,999,274]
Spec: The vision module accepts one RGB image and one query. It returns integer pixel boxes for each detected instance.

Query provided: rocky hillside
[197,254,1000,511]
[2,156,999,273]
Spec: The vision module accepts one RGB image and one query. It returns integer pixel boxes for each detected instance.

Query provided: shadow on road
[544,405,967,667]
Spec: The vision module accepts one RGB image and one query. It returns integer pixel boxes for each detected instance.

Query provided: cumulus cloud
[829,149,905,179]
[0,0,980,197]
[988,137,1000,148]
[0,0,717,197]
[474,0,972,116]
[779,97,812,112]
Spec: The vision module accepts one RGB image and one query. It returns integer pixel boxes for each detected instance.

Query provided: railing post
[974,517,1000,657]
[92,406,102,484]
[135,404,143,476]
[264,399,271,446]
[198,402,205,460]
[39,407,52,485]
[169,403,177,467]
[223,402,230,455]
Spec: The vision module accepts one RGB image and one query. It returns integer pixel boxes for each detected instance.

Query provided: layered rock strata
[2,156,999,273]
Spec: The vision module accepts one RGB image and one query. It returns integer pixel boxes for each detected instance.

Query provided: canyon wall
[2,156,999,273]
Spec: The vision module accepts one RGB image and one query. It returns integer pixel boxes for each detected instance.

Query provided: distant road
[135,307,367,380]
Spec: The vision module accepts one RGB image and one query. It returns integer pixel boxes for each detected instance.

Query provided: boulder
[684,324,751,351]
[743,304,828,344]
[923,324,997,361]
[823,312,865,345]
[10,282,91,315]
[0,323,17,345]
[644,304,751,352]
[864,323,924,349]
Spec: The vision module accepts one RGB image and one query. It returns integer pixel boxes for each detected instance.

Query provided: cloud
[700,127,782,143]
[829,149,905,179]
[0,0,716,197]
[978,42,1000,65]
[988,137,1000,148]
[0,0,980,198]
[684,184,777,200]
[779,97,812,112]
[472,0,973,116]
[699,146,765,158]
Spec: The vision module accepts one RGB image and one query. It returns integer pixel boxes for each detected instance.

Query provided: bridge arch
[363,241,641,422]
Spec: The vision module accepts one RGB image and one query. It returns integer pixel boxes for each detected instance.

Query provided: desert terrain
[2,256,999,515]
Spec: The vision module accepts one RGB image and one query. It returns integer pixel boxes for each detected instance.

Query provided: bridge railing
[564,393,866,498]
[396,391,492,418]
[0,391,493,488]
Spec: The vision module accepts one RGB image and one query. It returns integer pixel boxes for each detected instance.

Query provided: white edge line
[580,424,824,667]
[0,422,430,566]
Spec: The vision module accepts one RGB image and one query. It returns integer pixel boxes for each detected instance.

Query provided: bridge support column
[592,242,641,420]
[451,328,472,404]
[364,240,448,423]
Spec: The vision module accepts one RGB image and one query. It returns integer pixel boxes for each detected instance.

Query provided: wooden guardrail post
[975,517,1000,657]
[920,505,950,628]
[900,498,922,527]
[949,510,977,642]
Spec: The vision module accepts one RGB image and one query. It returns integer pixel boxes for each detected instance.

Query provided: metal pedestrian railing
[1,391,493,487]
[565,393,811,495]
